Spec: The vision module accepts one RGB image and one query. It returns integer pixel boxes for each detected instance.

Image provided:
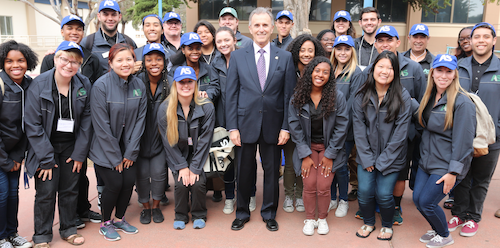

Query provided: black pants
[33,144,79,244]
[173,172,207,223]
[76,160,91,216]
[95,164,137,222]
[452,148,500,222]
[236,131,281,220]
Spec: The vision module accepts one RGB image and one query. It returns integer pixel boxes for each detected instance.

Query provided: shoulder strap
[0,76,5,95]
[85,33,96,51]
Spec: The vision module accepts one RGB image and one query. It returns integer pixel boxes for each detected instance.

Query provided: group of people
[1,1,499,248]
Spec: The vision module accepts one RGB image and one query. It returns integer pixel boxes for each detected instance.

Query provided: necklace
[410,49,426,61]
[202,47,215,65]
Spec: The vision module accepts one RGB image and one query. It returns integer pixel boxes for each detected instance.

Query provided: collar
[253,42,271,56]
[472,53,494,66]
[275,34,292,44]
[0,70,28,93]
[403,49,434,64]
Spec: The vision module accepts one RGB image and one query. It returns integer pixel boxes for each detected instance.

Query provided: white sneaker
[283,195,294,213]
[0,239,14,248]
[302,219,317,236]
[249,196,257,212]
[295,198,305,212]
[223,199,236,214]
[335,200,349,217]
[328,199,338,212]
[317,218,329,235]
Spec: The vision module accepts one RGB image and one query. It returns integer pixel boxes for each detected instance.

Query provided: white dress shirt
[253,42,270,79]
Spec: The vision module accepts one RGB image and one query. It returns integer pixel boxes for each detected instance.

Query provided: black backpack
[84,32,136,50]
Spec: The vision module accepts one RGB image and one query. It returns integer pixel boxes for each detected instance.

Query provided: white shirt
[253,42,270,79]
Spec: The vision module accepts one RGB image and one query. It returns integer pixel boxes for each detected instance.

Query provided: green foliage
[127,0,188,29]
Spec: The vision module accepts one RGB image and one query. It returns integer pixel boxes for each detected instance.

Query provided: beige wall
[0,0,29,35]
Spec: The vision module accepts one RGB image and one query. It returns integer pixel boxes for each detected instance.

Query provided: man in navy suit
[226,7,296,231]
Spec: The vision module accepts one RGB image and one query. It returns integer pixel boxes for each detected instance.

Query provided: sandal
[34,243,50,248]
[443,198,454,209]
[356,224,375,238]
[63,234,84,246]
[377,227,393,241]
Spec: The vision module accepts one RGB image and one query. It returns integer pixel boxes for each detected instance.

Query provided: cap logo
[180,67,192,75]
[103,0,115,7]
[169,12,178,18]
[69,15,79,20]
[282,10,290,15]
[150,43,161,49]
[225,9,232,13]
[439,55,453,62]
[189,33,199,40]
[338,11,347,16]
[380,26,391,32]
[338,35,348,41]
[415,25,426,31]
[68,42,79,49]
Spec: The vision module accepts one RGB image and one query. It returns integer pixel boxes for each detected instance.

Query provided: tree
[119,0,135,33]
[283,0,311,38]
[126,0,190,30]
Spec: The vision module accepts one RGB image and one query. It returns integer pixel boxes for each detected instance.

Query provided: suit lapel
[264,46,279,92]
[244,46,261,91]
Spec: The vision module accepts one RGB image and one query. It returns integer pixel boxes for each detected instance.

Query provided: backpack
[466,92,496,157]
[85,32,136,50]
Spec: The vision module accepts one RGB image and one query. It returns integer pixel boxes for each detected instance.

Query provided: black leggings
[95,165,137,222]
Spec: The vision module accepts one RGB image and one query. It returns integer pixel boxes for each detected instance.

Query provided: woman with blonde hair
[413,54,476,247]
[158,66,215,230]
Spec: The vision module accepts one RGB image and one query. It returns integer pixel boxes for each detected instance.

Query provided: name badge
[188,137,193,146]
[102,51,109,59]
[57,119,74,133]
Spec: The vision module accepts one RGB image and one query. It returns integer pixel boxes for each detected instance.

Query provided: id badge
[57,118,74,133]
[188,137,193,146]
[102,51,109,58]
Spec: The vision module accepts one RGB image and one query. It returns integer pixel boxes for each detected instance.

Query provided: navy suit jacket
[225,43,296,144]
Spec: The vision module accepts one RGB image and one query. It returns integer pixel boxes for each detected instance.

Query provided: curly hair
[291,56,337,118]
[286,34,326,69]
[0,40,38,71]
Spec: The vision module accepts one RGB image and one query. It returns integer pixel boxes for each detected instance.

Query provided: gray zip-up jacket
[353,88,412,175]
[336,66,364,142]
[24,69,92,177]
[138,72,168,158]
[288,90,349,176]
[272,34,293,50]
[418,92,476,180]
[210,53,227,127]
[89,70,147,169]
[157,100,215,175]
[235,31,253,48]
[0,71,31,172]
[168,61,217,99]
[458,55,500,150]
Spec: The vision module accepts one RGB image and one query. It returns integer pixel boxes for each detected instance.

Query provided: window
[309,0,332,21]
[0,16,13,36]
[345,0,407,23]
[199,0,257,20]
[422,0,484,23]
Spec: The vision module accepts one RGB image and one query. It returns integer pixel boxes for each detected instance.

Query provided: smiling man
[162,12,183,52]
[80,0,137,74]
[354,7,381,70]
[218,7,253,48]
[403,24,435,79]
[271,10,294,50]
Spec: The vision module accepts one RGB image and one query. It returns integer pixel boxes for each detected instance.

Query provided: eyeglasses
[458,37,471,43]
[165,21,181,26]
[321,37,335,42]
[58,56,81,67]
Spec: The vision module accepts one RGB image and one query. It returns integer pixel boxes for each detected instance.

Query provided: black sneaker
[76,218,86,229]
[140,209,152,224]
[80,210,102,223]
[160,194,169,206]
[152,208,164,223]
[347,189,358,201]
[212,191,223,202]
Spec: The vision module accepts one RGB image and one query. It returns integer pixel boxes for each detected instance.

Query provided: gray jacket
[210,53,227,127]
[24,69,92,177]
[235,31,253,48]
[0,71,31,172]
[271,34,293,50]
[89,70,147,169]
[353,88,412,175]
[418,92,476,180]
[458,55,500,150]
[157,100,215,175]
[336,66,364,142]
[168,61,216,98]
[288,90,349,176]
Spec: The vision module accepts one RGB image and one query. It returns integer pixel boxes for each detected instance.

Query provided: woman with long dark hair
[353,51,411,241]
[414,54,476,247]
[158,66,215,230]
[194,20,218,66]
[289,56,348,235]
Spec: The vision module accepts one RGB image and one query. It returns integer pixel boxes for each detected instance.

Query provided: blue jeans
[357,164,398,228]
[331,141,354,201]
[0,169,20,239]
[413,168,459,237]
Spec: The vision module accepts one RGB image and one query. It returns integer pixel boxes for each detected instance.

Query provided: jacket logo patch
[204,76,210,83]
[440,104,446,111]
[400,69,408,77]
[491,75,500,81]
[237,41,242,47]
[423,69,429,75]
[133,89,142,97]
[77,88,87,97]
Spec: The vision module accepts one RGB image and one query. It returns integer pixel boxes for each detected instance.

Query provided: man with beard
[81,0,137,74]
[354,7,381,70]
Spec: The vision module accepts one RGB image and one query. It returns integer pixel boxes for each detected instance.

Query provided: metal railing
[0,35,63,49]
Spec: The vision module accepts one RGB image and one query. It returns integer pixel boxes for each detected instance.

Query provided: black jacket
[209,53,227,127]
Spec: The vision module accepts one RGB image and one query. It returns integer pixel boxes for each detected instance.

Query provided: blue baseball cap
[276,10,293,21]
[174,66,197,82]
[409,24,429,36]
[56,40,84,57]
[333,10,351,22]
[142,43,166,57]
[181,32,203,46]
[471,22,496,37]
[376,25,399,39]
[98,0,120,13]
[432,54,458,70]
[60,15,84,29]
[334,35,355,48]
[163,12,181,23]
[142,14,162,26]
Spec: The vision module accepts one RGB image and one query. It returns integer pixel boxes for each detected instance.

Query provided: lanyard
[13,82,25,131]
[358,36,375,66]
[54,79,73,121]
